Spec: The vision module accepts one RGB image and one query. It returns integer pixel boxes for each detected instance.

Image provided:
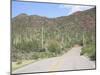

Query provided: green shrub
[16,60,22,65]
[81,43,96,60]
[47,40,61,55]
[32,53,39,60]
[14,38,40,52]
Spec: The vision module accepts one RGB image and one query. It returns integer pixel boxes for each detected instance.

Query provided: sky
[12,1,94,18]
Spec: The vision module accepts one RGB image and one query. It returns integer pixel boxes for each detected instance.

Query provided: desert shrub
[47,40,61,55]
[32,53,39,60]
[37,52,49,58]
[14,38,40,52]
[16,58,22,65]
[81,43,96,60]
[16,60,22,65]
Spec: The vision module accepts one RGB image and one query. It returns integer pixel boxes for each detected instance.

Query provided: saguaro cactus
[41,26,44,49]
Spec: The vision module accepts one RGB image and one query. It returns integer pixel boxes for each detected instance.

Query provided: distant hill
[12,8,96,34]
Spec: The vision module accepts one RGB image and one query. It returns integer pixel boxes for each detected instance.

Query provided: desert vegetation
[11,7,96,67]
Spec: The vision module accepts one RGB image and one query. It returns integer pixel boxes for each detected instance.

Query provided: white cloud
[59,5,94,15]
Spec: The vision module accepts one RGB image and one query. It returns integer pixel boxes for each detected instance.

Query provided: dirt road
[12,46,95,74]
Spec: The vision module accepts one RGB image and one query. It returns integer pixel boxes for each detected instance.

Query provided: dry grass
[12,60,35,71]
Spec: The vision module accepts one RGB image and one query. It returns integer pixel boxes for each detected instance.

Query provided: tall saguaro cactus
[82,32,86,47]
[41,26,44,49]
